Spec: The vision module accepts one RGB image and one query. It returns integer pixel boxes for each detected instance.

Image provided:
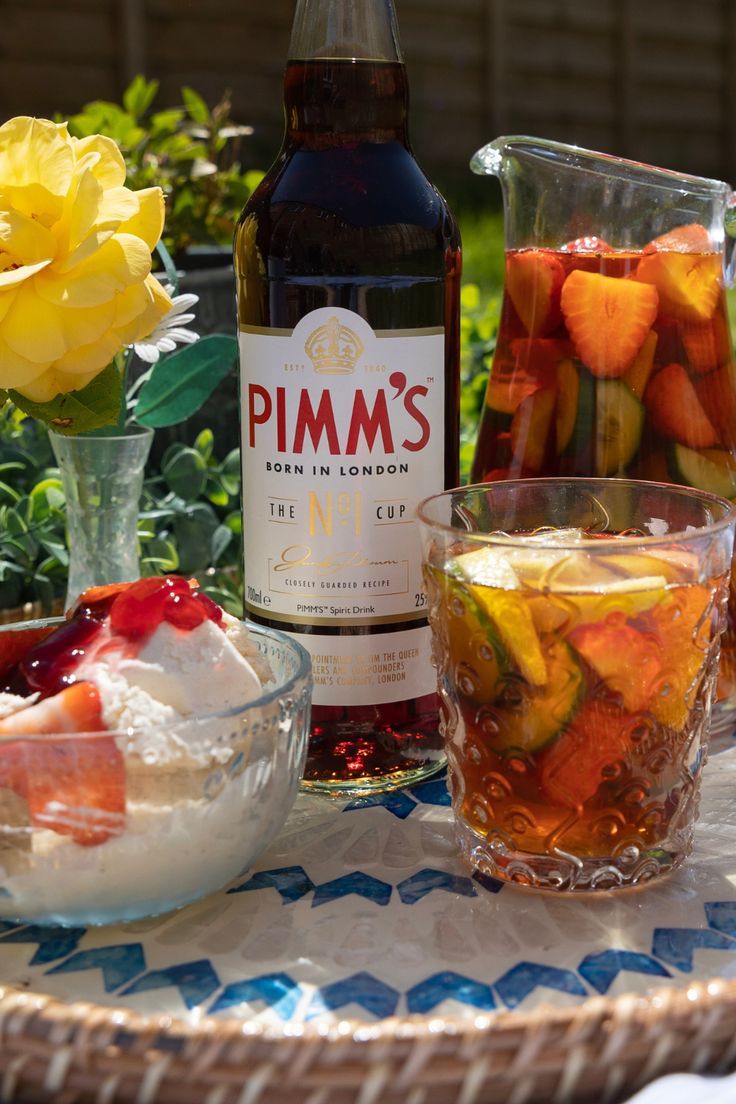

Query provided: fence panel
[0,0,733,183]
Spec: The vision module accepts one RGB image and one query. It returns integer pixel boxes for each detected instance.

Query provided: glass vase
[49,425,154,608]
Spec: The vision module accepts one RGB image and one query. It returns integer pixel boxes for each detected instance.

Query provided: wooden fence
[1,0,735,186]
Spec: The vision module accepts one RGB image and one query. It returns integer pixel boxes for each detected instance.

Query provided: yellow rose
[0,116,172,403]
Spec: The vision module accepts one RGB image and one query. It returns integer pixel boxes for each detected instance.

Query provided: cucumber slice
[491,639,583,753]
[559,362,595,468]
[670,444,736,499]
[595,379,644,475]
[556,358,579,453]
[428,566,508,705]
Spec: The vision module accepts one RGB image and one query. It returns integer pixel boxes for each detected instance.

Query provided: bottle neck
[288,0,403,64]
[284,0,409,146]
[283,59,410,145]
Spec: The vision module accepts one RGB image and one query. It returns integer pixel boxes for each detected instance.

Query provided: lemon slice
[454,547,547,686]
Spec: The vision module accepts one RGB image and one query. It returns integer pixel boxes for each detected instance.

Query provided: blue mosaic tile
[46,944,146,993]
[210,973,302,1019]
[312,873,392,908]
[228,866,315,903]
[121,960,220,1010]
[0,925,86,966]
[396,868,478,905]
[494,962,588,1009]
[578,950,670,995]
[406,971,496,1014]
[307,972,399,1020]
[651,928,736,972]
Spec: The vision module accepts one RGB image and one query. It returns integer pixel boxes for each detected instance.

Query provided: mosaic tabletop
[4,746,736,1029]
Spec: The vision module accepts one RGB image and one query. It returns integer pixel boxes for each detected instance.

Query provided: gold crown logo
[304,316,364,374]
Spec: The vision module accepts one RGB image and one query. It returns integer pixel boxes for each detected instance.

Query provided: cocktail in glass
[419,478,735,892]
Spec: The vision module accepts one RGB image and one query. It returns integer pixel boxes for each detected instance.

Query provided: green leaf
[182,86,210,125]
[8,363,124,436]
[173,503,219,573]
[123,75,159,119]
[194,427,214,461]
[135,335,237,428]
[162,445,207,500]
[211,524,232,564]
[141,537,179,574]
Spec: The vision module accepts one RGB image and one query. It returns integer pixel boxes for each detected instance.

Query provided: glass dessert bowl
[0,578,312,926]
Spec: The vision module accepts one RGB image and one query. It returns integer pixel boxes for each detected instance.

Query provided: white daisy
[132,285,200,365]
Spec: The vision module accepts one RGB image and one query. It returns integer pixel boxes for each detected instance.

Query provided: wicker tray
[2,747,736,1104]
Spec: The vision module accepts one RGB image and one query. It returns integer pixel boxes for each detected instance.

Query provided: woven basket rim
[3,968,736,1049]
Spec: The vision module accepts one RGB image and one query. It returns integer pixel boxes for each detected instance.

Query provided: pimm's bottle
[234,0,461,794]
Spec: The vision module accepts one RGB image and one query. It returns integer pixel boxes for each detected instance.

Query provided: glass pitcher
[469,135,736,735]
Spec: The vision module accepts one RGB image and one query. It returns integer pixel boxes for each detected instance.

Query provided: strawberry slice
[643,223,713,254]
[568,617,663,714]
[539,700,633,807]
[0,625,56,684]
[486,338,568,415]
[645,362,718,447]
[681,310,732,376]
[695,362,736,445]
[0,683,125,846]
[505,250,565,337]
[636,251,721,323]
[560,269,658,378]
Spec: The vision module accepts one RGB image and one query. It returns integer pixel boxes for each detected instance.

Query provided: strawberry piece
[510,337,571,375]
[109,575,216,639]
[636,251,721,323]
[509,386,556,472]
[560,269,659,378]
[568,616,663,713]
[643,223,713,254]
[539,700,633,807]
[645,362,718,447]
[0,625,56,685]
[505,250,565,337]
[68,582,134,619]
[486,338,568,414]
[562,236,613,253]
[0,683,125,847]
[681,310,732,376]
[695,362,736,445]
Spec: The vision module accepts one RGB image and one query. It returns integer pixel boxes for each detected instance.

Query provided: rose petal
[15,366,98,403]
[0,333,45,389]
[36,234,152,308]
[0,117,73,197]
[0,257,52,290]
[70,135,126,189]
[3,282,67,362]
[0,209,56,266]
[119,187,165,251]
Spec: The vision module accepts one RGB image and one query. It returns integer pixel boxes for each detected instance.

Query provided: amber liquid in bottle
[235,53,461,793]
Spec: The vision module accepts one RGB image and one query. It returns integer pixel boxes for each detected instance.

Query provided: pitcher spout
[470,140,504,177]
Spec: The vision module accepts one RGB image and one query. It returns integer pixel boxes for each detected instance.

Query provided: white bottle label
[239,306,445,706]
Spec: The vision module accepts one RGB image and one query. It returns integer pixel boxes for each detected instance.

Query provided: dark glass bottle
[235,0,461,794]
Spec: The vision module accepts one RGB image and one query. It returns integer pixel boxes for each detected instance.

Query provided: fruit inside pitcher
[469,223,736,705]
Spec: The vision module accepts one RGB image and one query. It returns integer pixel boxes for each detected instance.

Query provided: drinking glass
[418,478,735,892]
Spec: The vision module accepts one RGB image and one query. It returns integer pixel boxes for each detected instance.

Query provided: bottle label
[239,306,445,706]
